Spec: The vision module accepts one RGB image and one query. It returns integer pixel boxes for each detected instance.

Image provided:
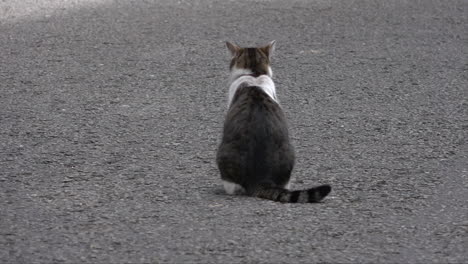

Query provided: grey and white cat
[216,41,331,203]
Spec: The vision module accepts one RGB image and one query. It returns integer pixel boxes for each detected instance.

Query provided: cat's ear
[226,41,240,56]
[261,40,276,58]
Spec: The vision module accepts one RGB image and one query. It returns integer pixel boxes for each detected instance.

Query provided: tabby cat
[216,41,331,203]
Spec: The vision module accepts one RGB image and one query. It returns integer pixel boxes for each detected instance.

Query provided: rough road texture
[1,0,467,263]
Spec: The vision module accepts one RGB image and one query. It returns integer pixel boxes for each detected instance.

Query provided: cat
[216,41,331,203]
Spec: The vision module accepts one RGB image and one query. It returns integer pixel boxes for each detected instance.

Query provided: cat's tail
[248,184,331,203]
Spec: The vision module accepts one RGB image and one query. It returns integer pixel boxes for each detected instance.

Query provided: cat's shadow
[213,188,226,196]
[212,187,246,200]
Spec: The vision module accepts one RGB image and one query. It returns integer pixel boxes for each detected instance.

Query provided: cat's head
[226,41,276,77]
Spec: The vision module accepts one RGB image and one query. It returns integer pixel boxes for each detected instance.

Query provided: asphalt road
[1,0,467,263]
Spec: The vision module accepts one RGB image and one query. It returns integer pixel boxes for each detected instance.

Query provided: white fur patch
[227,67,278,107]
[284,181,291,190]
[222,180,245,195]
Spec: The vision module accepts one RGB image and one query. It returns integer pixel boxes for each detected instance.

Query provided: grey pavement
[1,0,467,263]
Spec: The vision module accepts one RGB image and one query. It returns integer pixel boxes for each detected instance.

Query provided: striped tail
[249,185,331,203]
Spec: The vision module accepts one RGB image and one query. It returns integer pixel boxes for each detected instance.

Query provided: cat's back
[221,85,292,155]
[225,85,286,135]
[218,84,294,187]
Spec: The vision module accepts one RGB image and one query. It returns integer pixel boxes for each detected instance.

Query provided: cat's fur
[216,41,331,203]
